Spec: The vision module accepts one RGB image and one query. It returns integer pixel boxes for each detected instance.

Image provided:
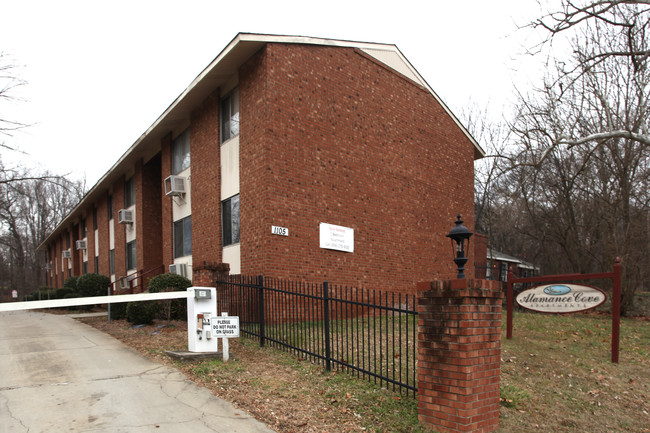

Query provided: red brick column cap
[194,262,230,272]
[417,279,503,299]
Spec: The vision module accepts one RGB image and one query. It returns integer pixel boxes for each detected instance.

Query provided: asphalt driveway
[0,311,275,433]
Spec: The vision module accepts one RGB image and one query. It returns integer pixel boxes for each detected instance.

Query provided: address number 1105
[271,226,289,236]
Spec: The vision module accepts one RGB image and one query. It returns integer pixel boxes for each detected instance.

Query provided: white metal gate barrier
[0,291,190,312]
[0,287,237,358]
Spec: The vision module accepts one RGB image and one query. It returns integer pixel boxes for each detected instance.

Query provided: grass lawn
[78,296,650,433]
[499,310,649,433]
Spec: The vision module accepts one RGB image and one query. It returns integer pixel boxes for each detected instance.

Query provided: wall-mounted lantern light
[446,214,473,279]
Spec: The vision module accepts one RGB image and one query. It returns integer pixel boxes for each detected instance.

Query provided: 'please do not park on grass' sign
[516,283,607,313]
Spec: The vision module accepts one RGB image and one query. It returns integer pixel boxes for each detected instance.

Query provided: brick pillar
[193,262,232,316]
[417,278,503,433]
[193,262,230,286]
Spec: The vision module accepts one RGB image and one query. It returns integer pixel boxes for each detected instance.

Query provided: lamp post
[446,214,473,279]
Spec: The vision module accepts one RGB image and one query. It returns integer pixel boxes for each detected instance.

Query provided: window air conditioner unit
[118,209,134,224]
[62,249,71,259]
[75,240,87,250]
[119,278,130,289]
[164,175,186,197]
[169,263,187,277]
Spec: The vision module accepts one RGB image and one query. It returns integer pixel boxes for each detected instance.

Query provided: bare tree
[0,53,86,297]
[0,52,27,145]
[464,105,511,236]
[516,2,650,156]
[497,5,650,314]
[0,168,84,295]
[532,1,650,70]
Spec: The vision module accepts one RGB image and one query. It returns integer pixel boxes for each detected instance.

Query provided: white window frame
[220,88,239,143]
[109,249,115,275]
[172,129,191,175]
[173,216,192,258]
[222,194,240,246]
[124,177,136,208]
[126,240,137,270]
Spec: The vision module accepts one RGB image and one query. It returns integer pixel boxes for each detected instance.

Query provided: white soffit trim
[359,48,424,86]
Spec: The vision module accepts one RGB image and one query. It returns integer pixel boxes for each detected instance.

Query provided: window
[501,262,508,282]
[82,261,88,275]
[81,219,87,239]
[94,256,99,273]
[220,88,239,143]
[222,194,240,246]
[173,216,192,258]
[93,208,98,230]
[124,177,136,208]
[109,249,115,275]
[126,240,137,270]
[108,195,114,220]
[172,129,191,174]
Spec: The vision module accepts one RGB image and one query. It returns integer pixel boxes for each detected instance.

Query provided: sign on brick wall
[319,223,354,253]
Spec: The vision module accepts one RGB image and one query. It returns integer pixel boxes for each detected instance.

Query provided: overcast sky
[1,0,549,187]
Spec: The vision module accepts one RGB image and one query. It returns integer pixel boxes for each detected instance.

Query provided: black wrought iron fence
[215,275,418,397]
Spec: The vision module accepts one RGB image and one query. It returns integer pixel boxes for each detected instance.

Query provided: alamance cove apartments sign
[319,223,354,253]
[516,283,607,313]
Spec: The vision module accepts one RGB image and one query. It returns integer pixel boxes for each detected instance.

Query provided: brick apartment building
[38,33,484,293]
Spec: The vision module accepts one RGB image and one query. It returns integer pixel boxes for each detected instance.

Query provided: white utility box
[186,287,218,353]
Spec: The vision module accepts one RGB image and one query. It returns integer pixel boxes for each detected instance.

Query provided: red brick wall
[52,239,60,288]
[71,223,80,276]
[60,232,68,286]
[96,194,110,276]
[160,134,174,269]
[239,46,269,273]
[417,279,502,433]
[137,155,163,279]
[45,163,163,287]
[76,214,88,273]
[113,178,126,279]
[134,160,144,275]
[190,90,223,267]
[86,207,96,274]
[59,234,65,287]
[46,245,53,287]
[48,243,54,288]
[239,44,475,291]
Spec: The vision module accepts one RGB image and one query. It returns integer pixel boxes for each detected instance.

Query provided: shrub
[147,273,192,293]
[126,301,158,325]
[109,302,128,320]
[55,288,74,299]
[77,273,111,298]
[29,289,54,301]
[37,286,53,295]
[148,273,192,321]
[64,277,78,292]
